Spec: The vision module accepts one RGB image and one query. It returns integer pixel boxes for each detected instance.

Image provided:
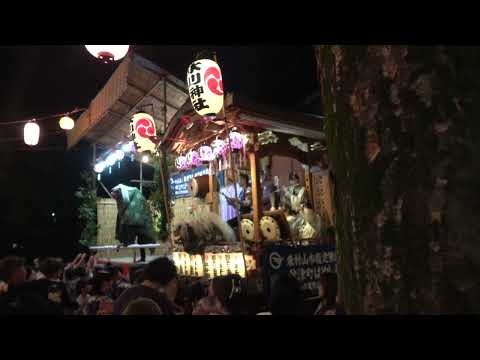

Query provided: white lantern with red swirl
[211,139,227,158]
[229,131,247,151]
[176,156,188,171]
[85,45,129,62]
[187,59,224,117]
[24,121,40,146]
[199,145,214,162]
[130,112,157,154]
[186,150,201,168]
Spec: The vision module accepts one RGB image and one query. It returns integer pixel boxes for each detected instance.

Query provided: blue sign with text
[169,166,209,199]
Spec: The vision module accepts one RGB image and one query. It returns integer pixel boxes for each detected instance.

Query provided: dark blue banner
[169,166,209,199]
[262,244,337,298]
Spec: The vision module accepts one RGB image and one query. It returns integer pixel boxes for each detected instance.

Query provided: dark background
[0,45,321,260]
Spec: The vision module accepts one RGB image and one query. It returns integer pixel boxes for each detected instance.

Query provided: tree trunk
[315,46,480,314]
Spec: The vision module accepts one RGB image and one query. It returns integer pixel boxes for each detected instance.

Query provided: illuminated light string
[0,108,86,126]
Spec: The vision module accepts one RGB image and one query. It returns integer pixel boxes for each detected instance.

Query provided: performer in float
[222,173,252,230]
[111,184,156,263]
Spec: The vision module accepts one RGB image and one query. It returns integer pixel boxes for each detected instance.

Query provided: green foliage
[75,171,98,247]
[148,151,171,242]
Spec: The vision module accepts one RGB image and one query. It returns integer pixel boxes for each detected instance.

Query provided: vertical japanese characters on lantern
[187,59,224,117]
[130,112,158,155]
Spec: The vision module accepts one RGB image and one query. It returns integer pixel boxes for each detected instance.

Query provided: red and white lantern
[130,112,157,153]
[85,45,129,62]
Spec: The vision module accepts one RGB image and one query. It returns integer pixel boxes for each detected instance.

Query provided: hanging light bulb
[94,162,105,173]
[115,150,125,161]
[24,121,40,146]
[59,115,75,130]
[85,45,130,62]
[142,155,149,163]
[97,174,101,181]
[109,167,112,174]
[106,153,117,167]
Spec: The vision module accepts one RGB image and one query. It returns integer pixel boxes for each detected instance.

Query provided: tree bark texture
[315,46,480,314]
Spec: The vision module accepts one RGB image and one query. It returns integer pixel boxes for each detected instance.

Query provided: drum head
[241,219,256,242]
[189,178,199,197]
[260,216,281,242]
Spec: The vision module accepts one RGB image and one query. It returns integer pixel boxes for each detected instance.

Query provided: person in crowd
[27,257,77,314]
[113,257,178,315]
[263,273,305,316]
[193,274,244,315]
[314,273,345,315]
[0,256,27,289]
[75,279,93,315]
[84,270,114,315]
[122,297,163,315]
[104,265,130,300]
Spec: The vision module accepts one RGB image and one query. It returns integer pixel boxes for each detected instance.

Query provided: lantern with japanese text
[199,145,214,163]
[24,121,40,146]
[130,112,157,154]
[85,45,129,62]
[176,155,188,171]
[187,59,224,116]
[186,150,201,167]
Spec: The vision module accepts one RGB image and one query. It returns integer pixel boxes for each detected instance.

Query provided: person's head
[0,256,26,286]
[76,280,92,296]
[270,273,304,316]
[289,172,300,186]
[209,274,244,314]
[239,173,249,188]
[319,273,338,306]
[122,297,163,315]
[91,271,113,296]
[143,257,178,300]
[39,257,64,280]
[106,266,122,283]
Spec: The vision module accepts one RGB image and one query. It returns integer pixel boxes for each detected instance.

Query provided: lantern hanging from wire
[24,121,40,146]
[85,45,130,62]
[187,58,224,117]
[199,145,214,162]
[176,155,188,171]
[211,138,227,158]
[186,150,201,167]
[229,131,247,151]
[59,116,75,130]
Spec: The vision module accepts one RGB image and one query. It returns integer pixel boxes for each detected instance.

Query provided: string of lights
[0,107,86,126]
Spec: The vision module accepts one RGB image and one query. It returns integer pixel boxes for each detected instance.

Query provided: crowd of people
[0,254,344,316]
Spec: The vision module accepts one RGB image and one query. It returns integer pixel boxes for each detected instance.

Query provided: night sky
[0,45,320,259]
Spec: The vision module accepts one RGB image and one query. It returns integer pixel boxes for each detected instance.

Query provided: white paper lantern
[59,116,74,130]
[85,45,129,62]
[199,145,214,162]
[24,122,40,146]
[187,59,224,116]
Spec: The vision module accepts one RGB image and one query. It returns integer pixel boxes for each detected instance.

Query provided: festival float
[67,52,337,298]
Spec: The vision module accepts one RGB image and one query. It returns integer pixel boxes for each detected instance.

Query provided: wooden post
[249,137,262,243]
[304,166,314,207]
[208,171,219,214]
